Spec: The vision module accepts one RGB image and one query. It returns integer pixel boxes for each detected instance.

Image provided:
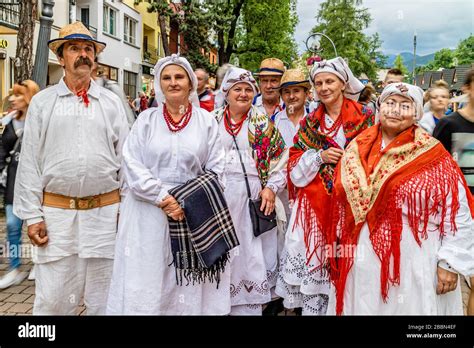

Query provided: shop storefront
[141,64,154,94]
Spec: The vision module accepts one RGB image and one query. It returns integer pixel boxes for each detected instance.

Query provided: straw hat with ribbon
[256,58,286,77]
[48,21,106,55]
[276,69,311,91]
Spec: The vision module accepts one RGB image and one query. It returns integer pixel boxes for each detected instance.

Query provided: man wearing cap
[13,21,129,315]
[253,58,286,121]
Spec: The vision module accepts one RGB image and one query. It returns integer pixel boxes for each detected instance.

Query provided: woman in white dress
[327,83,474,315]
[214,67,288,315]
[106,54,232,315]
[276,57,375,315]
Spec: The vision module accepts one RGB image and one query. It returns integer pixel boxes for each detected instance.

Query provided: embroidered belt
[43,189,120,210]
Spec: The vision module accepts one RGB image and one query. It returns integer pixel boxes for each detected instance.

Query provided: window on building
[124,16,137,45]
[97,63,118,82]
[81,8,90,28]
[123,71,137,100]
[103,5,117,36]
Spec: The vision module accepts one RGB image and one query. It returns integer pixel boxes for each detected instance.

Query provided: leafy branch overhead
[134,0,297,73]
[310,0,386,81]
[415,35,474,75]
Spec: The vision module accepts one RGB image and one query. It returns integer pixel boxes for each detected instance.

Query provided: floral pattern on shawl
[214,105,287,187]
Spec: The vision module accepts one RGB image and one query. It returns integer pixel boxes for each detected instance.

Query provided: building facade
[74,0,142,99]
[123,0,166,94]
[0,0,20,102]
[0,0,143,103]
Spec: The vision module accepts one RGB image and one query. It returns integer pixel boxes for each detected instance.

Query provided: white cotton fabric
[216,116,287,311]
[106,105,233,315]
[273,108,307,147]
[310,57,364,102]
[273,108,308,250]
[153,54,200,107]
[276,115,346,315]
[230,303,263,315]
[34,255,113,315]
[253,94,285,118]
[13,78,130,263]
[327,181,474,315]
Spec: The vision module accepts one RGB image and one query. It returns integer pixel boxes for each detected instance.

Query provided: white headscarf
[377,82,424,120]
[153,54,200,107]
[309,56,364,102]
[215,67,258,109]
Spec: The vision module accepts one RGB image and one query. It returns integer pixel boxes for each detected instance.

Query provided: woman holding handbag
[0,80,39,289]
[213,67,288,315]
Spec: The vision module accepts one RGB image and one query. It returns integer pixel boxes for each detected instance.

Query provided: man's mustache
[74,56,93,69]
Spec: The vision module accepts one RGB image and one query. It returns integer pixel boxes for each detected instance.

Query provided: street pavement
[0,213,470,315]
[0,214,86,315]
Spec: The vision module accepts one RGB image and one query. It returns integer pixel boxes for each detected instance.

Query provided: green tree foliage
[310,0,385,80]
[234,0,298,72]
[292,51,312,76]
[414,35,472,74]
[421,48,455,71]
[135,0,220,72]
[205,0,245,66]
[432,48,455,68]
[454,35,474,65]
[176,1,217,72]
[135,0,297,73]
[393,54,409,80]
[414,65,430,76]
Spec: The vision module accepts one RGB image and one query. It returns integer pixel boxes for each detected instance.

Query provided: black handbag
[231,131,277,237]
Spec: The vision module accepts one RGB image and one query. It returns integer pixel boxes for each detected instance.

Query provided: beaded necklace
[320,113,342,134]
[163,103,192,132]
[224,106,248,136]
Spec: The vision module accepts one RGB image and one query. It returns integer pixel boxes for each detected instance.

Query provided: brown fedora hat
[48,21,106,55]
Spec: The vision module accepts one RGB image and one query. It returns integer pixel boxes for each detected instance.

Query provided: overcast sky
[295,0,474,56]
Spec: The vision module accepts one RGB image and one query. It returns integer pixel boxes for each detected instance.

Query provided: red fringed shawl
[288,98,374,272]
[328,124,474,315]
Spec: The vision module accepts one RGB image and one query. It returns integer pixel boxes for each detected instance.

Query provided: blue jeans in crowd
[5,204,23,270]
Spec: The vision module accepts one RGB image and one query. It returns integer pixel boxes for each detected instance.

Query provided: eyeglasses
[382,100,415,112]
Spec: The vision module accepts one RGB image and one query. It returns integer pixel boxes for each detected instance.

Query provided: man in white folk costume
[13,21,130,315]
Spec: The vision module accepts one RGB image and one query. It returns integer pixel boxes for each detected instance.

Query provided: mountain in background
[384,52,436,72]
